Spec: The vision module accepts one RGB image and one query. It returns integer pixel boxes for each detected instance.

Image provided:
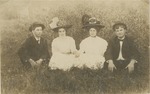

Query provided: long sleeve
[104,40,113,61]
[18,39,30,64]
[101,40,108,55]
[70,38,77,53]
[79,40,86,54]
[51,40,60,54]
[129,39,140,61]
[41,39,50,62]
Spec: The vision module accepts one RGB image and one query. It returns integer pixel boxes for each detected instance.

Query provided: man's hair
[29,22,45,32]
[113,22,127,31]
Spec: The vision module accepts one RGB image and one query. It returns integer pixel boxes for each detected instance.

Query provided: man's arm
[18,39,31,64]
[126,38,140,73]
[104,39,117,72]
[129,38,140,62]
[40,39,50,63]
[104,40,113,61]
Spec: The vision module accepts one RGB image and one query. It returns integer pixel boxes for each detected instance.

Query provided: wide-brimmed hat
[49,17,72,31]
[29,22,45,32]
[82,16,104,29]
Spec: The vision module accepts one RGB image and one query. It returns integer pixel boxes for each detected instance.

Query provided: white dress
[49,36,77,70]
[78,36,108,69]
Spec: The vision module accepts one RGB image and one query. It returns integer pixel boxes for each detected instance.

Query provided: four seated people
[18,16,140,74]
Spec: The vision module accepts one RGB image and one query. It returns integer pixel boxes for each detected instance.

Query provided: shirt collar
[90,36,97,38]
[33,33,41,41]
[118,36,125,41]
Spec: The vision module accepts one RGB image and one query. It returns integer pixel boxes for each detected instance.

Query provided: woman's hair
[85,26,100,32]
[53,27,67,32]
[53,28,69,36]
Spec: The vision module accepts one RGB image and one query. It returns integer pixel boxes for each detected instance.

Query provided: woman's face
[58,28,66,37]
[89,28,97,37]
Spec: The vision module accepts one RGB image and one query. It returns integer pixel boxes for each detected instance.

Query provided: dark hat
[113,22,127,31]
[49,17,72,31]
[82,17,105,29]
[29,22,45,32]
[82,14,91,26]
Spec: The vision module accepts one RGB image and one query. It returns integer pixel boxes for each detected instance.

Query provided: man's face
[115,27,126,38]
[89,28,97,37]
[32,27,43,38]
[58,28,66,37]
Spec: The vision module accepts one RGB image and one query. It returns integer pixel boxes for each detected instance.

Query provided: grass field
[1,56,149,94]
[1,0,149,94]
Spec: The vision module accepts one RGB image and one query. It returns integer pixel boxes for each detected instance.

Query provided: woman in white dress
[49,18,78,70]
[78,17,108,69]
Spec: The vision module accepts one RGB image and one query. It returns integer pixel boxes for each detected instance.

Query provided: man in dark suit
[104,22,140,74]
[18,22,50,69]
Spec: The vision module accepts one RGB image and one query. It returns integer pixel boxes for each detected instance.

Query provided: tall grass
[1,0,149,94]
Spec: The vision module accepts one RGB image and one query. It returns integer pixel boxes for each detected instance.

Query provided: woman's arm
[79,40,86,54]
[51,40,60,54]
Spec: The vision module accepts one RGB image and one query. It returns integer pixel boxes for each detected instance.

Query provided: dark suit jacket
[18,36,50,67]
[104,36,140,62]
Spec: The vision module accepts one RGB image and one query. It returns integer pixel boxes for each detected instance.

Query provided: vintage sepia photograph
[0,0,149,94]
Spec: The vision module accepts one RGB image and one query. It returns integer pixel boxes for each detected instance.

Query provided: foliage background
[0,0,149,94]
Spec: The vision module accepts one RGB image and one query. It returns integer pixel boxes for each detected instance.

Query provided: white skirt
[76,54,105,69]
[49,53,77,71]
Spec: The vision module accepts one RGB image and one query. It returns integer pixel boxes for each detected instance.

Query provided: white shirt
[49,36,77,70]
[80,36,108,56]
[78,36,108,69]
[117,41,125,60]
[33,34,41,44]
[52,36,76,54]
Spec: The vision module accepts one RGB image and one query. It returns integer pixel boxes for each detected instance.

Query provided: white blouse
[78,36,108,69]
[52,36,76,55]
[49,36,77,70]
